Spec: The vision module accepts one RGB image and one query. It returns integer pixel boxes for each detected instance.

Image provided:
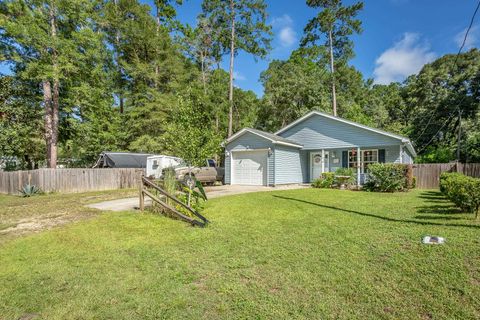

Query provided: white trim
[274,141,303,148]
[321,149,325,174]
[399,144,403,164]
[226,128,302,148]
[357,147,361,187]
[274,111,416,156]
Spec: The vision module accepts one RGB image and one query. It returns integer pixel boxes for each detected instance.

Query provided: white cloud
[279,27,297,47]
[271,14,297,48]
[373,33,436,84]
[454,25,478,49]
[233,71,246,81]
[271,14,293,27]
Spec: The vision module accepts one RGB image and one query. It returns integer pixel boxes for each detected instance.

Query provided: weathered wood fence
[0,168,143,195]
[413,163,480,189]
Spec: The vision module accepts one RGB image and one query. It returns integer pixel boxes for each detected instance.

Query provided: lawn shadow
[416,204,463,215]
[414,215,463,221]
[272,195,480,229]
[418,190,447,202]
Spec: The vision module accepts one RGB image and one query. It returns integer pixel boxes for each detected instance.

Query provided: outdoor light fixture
[225,151,230,157]
[268,148,273,156]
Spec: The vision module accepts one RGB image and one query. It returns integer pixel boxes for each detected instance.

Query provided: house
[92,152,153,169]
[224,111,416,186]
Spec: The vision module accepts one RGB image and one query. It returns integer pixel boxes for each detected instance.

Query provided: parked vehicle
[170,159,224,185]
[146,155,182,179]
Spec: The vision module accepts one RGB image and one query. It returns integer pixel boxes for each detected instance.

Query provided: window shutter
[379,149,386,163]
[342,151,348,168]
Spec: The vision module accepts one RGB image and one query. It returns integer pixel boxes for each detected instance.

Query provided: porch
[304,145,411,186]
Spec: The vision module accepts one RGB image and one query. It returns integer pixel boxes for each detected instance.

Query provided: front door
[310,151,329,181]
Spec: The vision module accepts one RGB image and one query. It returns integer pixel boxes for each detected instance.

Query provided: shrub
[363,163,408,192]
[440,172,480,218]
[311,172,335,188]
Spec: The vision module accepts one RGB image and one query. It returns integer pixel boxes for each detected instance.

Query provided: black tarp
[93,152,153,168]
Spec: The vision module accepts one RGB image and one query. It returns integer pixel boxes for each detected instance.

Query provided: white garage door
[232,150,268,185]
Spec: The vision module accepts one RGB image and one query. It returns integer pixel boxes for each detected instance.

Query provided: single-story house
[224,111,416,186]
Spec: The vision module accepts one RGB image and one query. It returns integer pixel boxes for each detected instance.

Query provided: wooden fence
[0,168,143,195]
[413,163,480,189]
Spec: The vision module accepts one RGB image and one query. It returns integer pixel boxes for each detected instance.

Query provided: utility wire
[454,0,480,66]
[412,0,480,149]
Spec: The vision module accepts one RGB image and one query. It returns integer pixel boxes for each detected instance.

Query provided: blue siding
[274,146,302,184]
[225,131,274,185]
[279,114,401,149]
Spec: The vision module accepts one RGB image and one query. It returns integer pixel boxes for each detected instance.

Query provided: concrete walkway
[86,184,308,212]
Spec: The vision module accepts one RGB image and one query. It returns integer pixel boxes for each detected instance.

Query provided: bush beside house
[363,163,414,192]
[311,168,356,189]
[440,172,480,219]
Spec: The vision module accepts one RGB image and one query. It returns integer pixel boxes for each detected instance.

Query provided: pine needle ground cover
[0,189,479,319]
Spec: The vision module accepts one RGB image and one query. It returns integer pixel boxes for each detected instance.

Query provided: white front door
[310,151,329,181]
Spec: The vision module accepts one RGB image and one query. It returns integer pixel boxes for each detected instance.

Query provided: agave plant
[19,184,42,197]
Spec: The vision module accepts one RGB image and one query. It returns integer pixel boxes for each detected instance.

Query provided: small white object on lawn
[422,236,445,244]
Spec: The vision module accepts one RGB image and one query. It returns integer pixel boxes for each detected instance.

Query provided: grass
[0,188,479,319]
[0,189,137,243]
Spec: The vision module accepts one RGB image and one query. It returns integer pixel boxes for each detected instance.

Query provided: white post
[399,144,403,164]
[357,147,361,187]
[321,149,325,173]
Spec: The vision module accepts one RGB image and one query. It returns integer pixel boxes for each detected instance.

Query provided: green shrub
[439,172,480,218]
[311,172,335,188]
[363,163,408,192]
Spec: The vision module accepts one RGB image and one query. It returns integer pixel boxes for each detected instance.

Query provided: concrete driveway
[86,184,308,212]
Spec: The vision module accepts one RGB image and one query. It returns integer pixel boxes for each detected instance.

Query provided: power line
[412,0,480,151]
[454,0,480,66]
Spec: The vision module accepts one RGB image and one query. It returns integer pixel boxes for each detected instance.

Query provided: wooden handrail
[140,176,208,227]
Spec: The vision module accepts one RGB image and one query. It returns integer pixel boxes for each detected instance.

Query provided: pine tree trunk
[227,0,235,137]
[329,29,337,117]
[114,0,124,113]
[51,79,59,167]
[200,50,207,95]
[155,14,160,89]
[46,1,59,168]
[43,80,54,168]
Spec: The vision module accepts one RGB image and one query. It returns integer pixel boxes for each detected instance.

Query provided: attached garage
[224,128,303,186]
[231,150,268,185]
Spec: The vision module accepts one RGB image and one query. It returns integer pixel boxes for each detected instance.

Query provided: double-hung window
[348,149,379,173]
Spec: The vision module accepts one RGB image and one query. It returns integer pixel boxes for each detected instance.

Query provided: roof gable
[276,111,416,156]
[226,128,303,148]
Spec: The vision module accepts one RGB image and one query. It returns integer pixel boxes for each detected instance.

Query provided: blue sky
[172,0,479,96]
[1,0,477,97]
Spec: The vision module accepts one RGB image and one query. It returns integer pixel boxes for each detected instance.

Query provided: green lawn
[0,188,479,319]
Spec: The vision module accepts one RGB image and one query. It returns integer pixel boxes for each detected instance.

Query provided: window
[348,149,378,173]
[348,149,359,169]
[362,150,378,173]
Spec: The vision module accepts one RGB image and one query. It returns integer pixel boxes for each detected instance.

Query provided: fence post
[139,174,144,211]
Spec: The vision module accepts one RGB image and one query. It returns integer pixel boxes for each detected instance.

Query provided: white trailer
[146,155,182,179]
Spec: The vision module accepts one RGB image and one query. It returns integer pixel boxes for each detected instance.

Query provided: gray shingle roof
[242,128,303,147]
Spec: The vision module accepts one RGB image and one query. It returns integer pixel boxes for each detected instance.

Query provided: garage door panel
[232,151,267,185]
